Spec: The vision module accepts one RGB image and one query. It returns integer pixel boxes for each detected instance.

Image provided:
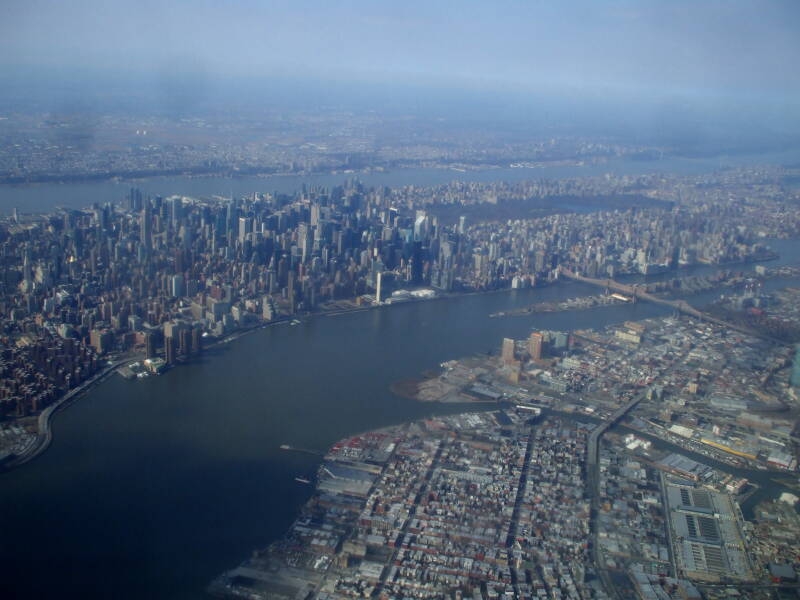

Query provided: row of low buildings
[596,440,703,599]
[211,410,608,599]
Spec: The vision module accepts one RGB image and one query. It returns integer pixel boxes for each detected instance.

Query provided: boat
[294,477,311,484]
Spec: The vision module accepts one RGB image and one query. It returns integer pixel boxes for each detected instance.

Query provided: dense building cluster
[0,333,97,416]
[211,312,800,598]
[461,314,799,473]
[596,441,704,599]
[210,411,601,599]
[1,166,798,445]
[0,111,648,184]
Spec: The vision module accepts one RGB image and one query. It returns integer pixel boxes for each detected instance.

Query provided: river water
[3,246,800,598]
[2,146,800,214]
[1,162,800,598]
[0,278,673,599]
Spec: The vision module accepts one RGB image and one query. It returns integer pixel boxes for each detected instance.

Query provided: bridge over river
[560,268,788,344]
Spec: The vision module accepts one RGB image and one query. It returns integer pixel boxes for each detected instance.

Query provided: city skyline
[2,2,800,598]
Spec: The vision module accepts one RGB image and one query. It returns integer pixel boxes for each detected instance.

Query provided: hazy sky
[2,0,799,100]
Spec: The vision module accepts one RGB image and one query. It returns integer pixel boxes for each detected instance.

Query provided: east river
[1,162,800,598]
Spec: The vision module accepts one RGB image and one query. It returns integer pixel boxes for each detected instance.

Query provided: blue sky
[2,0,799,99]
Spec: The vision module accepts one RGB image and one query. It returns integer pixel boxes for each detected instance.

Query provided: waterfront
[2,236,800,598]
[0,186,799,598]
[2,147,800,214]
[546,406,795,521]
[0,272,683,599]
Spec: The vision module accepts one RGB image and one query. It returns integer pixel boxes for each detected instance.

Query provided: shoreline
[0,286,517,474]
[1,358,129,473]
[0,157,614,189]
[2,244,794,475]
[4,147,800,190]
[1,316,295,474]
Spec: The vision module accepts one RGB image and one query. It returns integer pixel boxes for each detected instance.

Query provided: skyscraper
[375,271,384,304]
[238,216,252,243]
[501,338,515,365]
[262,295,276,321]
[164,335,176,366]
[170,274,185,298]
[287,271,296,314]
[144,332,156,359]
[171,197,183,227]
[529,332,543,361]
[141,202,152,250]
[191,326,202,355]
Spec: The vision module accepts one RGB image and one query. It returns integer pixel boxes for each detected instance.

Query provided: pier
[279,444,324,457]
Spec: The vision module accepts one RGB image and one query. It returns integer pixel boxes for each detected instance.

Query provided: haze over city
[2,1,799,137]
[1,2,800,600]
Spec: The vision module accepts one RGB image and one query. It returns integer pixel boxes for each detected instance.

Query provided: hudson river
[2,147,800,214]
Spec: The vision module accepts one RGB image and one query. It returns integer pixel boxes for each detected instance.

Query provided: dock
[279,444,323,457]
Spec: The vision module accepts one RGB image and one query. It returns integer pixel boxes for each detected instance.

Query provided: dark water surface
[1,279,679,599]
[4,236,800,598]
[1,174,800,598]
